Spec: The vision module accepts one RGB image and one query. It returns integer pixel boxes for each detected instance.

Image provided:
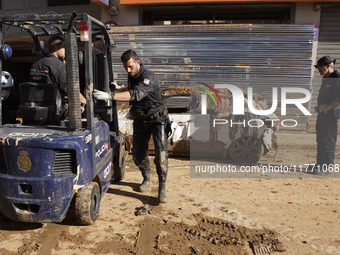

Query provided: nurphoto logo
[199,83,312,128]
[200,83,311,116]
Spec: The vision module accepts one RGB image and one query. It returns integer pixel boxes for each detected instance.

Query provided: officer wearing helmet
[1,71,20,124]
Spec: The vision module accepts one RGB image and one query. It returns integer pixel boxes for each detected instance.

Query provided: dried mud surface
[0,131,340,255]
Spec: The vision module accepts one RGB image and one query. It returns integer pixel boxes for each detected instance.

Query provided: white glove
[93,89,113,101]
[80,103,86,113]
[111,81,124,91]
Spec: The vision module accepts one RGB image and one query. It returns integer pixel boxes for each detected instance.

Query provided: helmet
[1,71,14,88]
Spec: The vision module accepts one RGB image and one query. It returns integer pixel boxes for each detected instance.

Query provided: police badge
[17,150,32,172]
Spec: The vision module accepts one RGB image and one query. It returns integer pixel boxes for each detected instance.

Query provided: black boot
[139,173,151,192]
[158,181,168,203]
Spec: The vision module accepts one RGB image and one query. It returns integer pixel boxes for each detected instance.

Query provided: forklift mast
[0,12,119,133]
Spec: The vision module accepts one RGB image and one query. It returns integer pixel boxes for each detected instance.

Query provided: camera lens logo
[198,82,222,115]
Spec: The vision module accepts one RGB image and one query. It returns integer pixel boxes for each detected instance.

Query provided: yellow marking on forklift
[15,138,23,146]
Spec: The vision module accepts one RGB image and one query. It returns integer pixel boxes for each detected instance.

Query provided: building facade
[0,0,340,129]
[0,0,110,23]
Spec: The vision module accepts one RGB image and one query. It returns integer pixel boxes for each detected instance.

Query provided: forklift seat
[18,82,62,125]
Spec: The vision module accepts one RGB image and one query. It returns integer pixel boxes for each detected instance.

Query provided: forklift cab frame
[0,12,124,224]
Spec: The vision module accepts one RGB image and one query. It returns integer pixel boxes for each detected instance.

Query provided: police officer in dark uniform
[314,55,340,174]
[29,35,86,115]
[30,35,68,100]
[93,49,170,203]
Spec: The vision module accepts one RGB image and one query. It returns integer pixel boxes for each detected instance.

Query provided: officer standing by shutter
[313,55,340,174]
[93,49,170,203]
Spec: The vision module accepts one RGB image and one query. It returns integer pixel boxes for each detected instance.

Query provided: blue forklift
[0,12,126,224]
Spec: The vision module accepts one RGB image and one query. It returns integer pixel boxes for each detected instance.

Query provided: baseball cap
[314,55,336,68]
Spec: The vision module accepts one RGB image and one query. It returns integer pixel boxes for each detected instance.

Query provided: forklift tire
[113,141,127,182]
[75,182,101,225]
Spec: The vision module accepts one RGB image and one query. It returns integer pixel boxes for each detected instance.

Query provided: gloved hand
[80,103,86,113]
[93,89,113,100]
[111,81,125,91]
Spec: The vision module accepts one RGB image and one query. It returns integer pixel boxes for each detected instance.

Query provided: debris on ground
[250,242,286,255]
[135,213,285,254]
[135,204,154,216]
[162,86,191,97]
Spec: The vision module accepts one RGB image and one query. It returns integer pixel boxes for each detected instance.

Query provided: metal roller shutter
[109,24,314,129]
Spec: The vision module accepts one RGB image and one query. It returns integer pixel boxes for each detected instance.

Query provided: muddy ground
[0,130,340,255]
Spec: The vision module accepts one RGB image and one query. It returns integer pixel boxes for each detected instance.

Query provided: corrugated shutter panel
[109,24,314,129]
[311,3,340,131]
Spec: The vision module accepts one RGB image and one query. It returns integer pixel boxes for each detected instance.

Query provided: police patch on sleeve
[143,78,150,85]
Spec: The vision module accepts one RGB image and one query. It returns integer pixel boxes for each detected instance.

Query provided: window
[142,4,293,25]
[48,0,90,7]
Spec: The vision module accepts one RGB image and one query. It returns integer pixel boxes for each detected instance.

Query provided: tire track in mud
[134,214,284,255]
[16,223,65,255]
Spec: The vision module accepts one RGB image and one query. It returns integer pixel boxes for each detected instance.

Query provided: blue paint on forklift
[0,120,112,222]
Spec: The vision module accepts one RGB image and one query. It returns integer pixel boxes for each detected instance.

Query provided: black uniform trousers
[132,119,168,182]
[316,109,340,168]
